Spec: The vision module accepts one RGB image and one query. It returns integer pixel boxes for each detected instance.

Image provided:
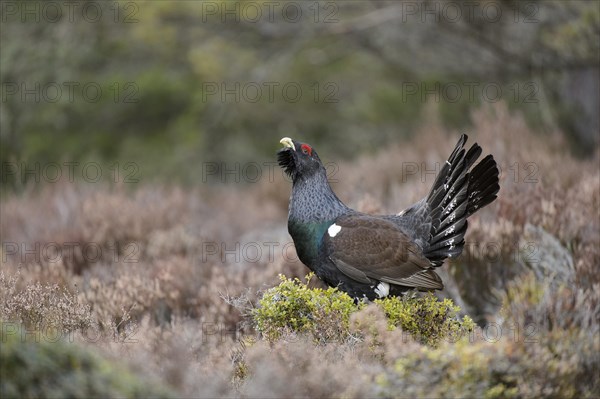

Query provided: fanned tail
[422,134,499,265]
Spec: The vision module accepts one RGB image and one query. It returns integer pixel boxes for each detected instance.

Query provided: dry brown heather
[1,104,599,397]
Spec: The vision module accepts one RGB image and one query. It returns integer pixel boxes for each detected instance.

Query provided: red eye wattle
[301,144,312,156]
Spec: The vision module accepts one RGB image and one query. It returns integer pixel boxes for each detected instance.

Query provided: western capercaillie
[277,135,499,300]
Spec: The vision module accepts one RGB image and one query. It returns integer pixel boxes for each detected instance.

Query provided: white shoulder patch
[327,223,342,237]
[374,282,390,298]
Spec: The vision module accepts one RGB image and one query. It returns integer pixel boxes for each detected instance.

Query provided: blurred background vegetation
[1,0,598,189]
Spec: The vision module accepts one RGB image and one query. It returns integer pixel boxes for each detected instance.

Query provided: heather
[1,105,599,397]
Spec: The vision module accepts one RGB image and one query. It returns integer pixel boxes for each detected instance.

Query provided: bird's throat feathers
[288,171,349,224]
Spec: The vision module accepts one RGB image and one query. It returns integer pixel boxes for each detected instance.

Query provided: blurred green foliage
[0,322,177,398]
[1,0,598,188]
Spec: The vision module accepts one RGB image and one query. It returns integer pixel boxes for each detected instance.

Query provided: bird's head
[277,137,324,181]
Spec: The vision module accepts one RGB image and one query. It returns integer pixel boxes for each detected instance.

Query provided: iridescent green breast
[288,219,333,267]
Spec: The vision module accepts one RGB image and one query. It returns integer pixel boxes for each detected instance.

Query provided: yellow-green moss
[376,293,475,346]
[253,274,362,343]
[253,274,474,346]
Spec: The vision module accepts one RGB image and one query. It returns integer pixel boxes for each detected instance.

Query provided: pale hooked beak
[279,137,295,151]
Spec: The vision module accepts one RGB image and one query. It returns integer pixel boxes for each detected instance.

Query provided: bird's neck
[288,171,349,224]
[287,171,350,266]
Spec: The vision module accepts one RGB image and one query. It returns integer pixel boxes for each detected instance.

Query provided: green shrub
[253,274,361,343]
[253,274,474,346]
[376,293,475,347]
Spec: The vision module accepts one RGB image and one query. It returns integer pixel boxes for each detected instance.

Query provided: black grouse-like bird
[277,135,499,300]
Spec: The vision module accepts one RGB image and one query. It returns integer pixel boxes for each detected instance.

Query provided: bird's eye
[300,144,312,156]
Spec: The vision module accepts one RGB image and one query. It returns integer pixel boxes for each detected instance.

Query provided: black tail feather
[423,134,499,265]
[466,154,500,217]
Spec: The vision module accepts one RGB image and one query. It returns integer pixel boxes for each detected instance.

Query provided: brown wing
[323,214,444,290]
